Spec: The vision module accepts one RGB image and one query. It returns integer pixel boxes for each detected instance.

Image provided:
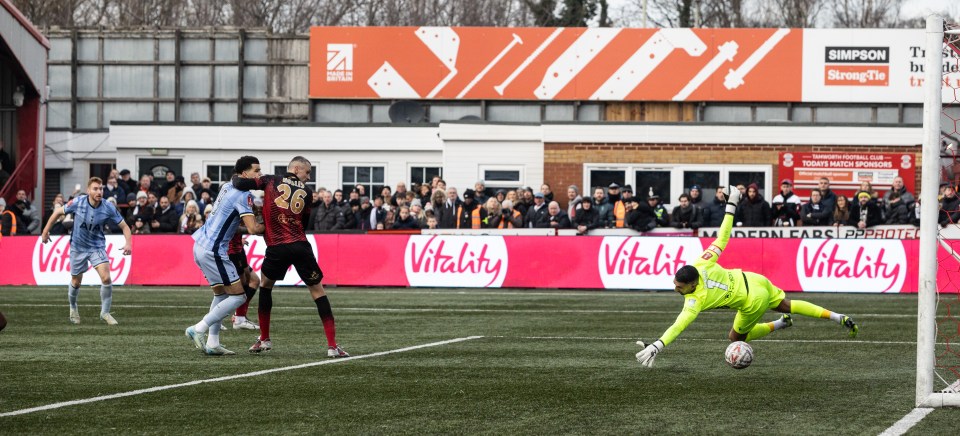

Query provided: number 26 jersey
[249,173,313,246]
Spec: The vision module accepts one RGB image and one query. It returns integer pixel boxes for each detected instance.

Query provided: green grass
[0,286,958,435]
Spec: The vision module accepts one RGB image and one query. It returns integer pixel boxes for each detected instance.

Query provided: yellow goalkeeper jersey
[659,213,748,346]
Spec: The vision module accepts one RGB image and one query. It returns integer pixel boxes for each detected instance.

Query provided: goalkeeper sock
[99,284,113,316]
[68,284,80,310]
[790,300,838,321]
[745,323,774,341]
[258,287,273,341]
[236,285,256,317]
[314,296,337,347]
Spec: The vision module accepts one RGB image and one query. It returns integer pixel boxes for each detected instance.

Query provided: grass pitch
[0,286,958,435]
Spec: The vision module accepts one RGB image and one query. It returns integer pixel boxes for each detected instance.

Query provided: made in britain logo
[597,237,702,289]
[327,43,354,82]
[823,46,890,86]
[404,235,508,288]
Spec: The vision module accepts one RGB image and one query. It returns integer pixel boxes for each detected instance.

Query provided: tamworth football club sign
[309,27,960,103]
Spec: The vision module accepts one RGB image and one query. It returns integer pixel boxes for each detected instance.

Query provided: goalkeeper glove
[635,339,664,368]
[724,185,741,215]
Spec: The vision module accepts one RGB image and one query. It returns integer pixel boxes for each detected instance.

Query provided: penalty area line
[879,407,934,436]
[0,335,483,418]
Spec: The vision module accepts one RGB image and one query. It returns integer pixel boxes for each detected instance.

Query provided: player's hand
[635,339,663,368]
[41,232,50,244]
[120,244,132,256]
[724,186,741,214]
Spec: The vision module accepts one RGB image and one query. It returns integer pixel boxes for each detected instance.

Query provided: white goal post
[918,14,960,408]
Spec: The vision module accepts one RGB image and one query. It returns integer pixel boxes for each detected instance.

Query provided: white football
[725,341,754,369]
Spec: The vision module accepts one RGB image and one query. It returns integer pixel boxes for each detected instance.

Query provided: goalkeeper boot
[327,345,350,358]
[205,345,236,356]
[100,313,118,326]
[780,314,793,328]
[69,308,81,325]
[841,316,859,338]
[249,338,272,353]
[185,326,205,349]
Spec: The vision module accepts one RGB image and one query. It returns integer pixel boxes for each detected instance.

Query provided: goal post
[918,14,960,408]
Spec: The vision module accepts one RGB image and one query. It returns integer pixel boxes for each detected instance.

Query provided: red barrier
[0,234,946,293]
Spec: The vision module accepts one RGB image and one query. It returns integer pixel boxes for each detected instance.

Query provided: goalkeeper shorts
[732,272,786,334]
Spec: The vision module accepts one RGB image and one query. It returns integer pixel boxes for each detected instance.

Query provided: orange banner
[309,27,803,101]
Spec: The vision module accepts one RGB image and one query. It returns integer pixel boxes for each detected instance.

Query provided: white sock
[206,333,220,349]
[199,295,245,334]
[830,312,844,323]
[200,294,228,335]
[100,284,113,316]
[772,317,791,330]
[68,285,80,310]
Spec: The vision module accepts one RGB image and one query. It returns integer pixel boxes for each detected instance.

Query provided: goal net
[919,16,960,408]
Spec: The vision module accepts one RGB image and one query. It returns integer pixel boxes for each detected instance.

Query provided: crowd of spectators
[6,169,957,237]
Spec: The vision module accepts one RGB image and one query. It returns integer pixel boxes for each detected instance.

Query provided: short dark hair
[678,193,691,201]
[234,156,260,175]
[675,265,699,284]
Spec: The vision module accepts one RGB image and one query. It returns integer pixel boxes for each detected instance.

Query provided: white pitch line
[879,407,934,436]
[498,335,928,345]
[0,303,917,318]
[0,336,483,418]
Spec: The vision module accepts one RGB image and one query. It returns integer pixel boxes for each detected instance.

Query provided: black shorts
[229,252,249,273]
[262,241,323,286]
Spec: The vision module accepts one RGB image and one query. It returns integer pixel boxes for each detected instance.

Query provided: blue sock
[68,285,80,310]
[196,295,244,333]
[99,284,113,316]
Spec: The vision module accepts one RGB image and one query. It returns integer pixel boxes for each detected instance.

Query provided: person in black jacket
[392,205,420,229]
[627,196,658,232]
[939,185,960,227]
[801,189,833,226]
[885,191,912,225]
[541,201,572,229]
[670,193,703,230]
[525,192,549,228]
[457,189,479,229]
[438,187,461,229]
[574,196,599,235]
[151,196,179,233]
[850,191,883,228]
[735,183,771,227]
[311,191,344,231]
[703,187,726,227]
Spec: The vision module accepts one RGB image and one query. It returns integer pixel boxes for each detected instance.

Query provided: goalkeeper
[636,186,859,368]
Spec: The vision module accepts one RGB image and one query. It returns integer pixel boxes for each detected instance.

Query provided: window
[410,166,442,187]
[273,165,318,190]
[89,163,116,183]
[585,164,772,206]
[342,165,385,198]
[479,165,523,191]
[206,165,234,191]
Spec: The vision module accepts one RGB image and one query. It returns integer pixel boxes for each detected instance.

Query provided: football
[725,341,753,369]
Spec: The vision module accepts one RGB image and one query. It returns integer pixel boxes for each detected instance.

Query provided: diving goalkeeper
[636,186,859,368]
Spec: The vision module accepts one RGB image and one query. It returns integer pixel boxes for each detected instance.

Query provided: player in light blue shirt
[185,156,264,356]
[42,177,132,326]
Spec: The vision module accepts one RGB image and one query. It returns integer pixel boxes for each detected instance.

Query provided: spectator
[772,179,802,227]
[497,199,524,229]
[392,205,419,229]
[541,184,554,203]
[688,185,704,207]
[517,187,534,218]
[380,186,392,206]
[132,216,151,234]
[801,190,832,226]
[0,198,15,236]
[628,196,658,232]
[334,189,346,208]
[381,206,394,230]
[308,190,323,225]
[355,184,367,198]
[312,191,345,232]
[566,185,582,220]
[160,170,176,197]
[851,192,883,229]
[574,196,599,235]
[435,179,447,193]
[476,197,500,229]
[165,176,186,204]
[119,169,137,195]
[526,191,549,228]
[608,183,625,228]
[883,176,916,214]
[818,177,838,215]
[474,181,488,205]
[178,200,204,234]
[343,199,360,229]
[458,189,479,229]
[703,187,727,227]
[392,182,408,207]
[16,190,41,235]
[368,197,387,230]
[138,174,153,195]
[736,184,747,199]
[671,193,703,230]
[103,175,126,203]
[8,198,30,235]
[939,185,960,227]
[204,204,213,222]
[592,187,613,228]
[425,213,439,230]
[438,187,461,229]
[543,201,572,229]
[885,191,912,225]
[146,192,160,210]
[177,187,197,216]
[188,172,201,193]
[494,189,506,205]
[832,195,852,227]
[151,196,179,233]
[198,177,215,200]
[428,189,445,214]
[127,191,148,225]
[911,199,921,227]
[622,185,635,203]
[47,193,69,235]
[418,183,432,202]
[409,199,427,228]
[646,191,670,228]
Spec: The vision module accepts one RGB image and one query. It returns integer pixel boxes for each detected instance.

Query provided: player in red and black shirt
[227,226,261,330]
[235,156,348,358]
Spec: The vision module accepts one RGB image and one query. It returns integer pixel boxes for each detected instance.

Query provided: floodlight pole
[917,14,943,408]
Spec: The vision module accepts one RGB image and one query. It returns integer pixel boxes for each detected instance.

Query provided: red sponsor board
[0,234,945,293]
[779,152,916,199]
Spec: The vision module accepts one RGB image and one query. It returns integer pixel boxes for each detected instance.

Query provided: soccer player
[236,156,348,357]
[185,156,264,355]
[635,186,859,368]
[41,177,133,325]
[227,226,260,330]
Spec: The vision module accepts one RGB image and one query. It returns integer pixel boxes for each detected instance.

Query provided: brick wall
[544,143,922,209]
